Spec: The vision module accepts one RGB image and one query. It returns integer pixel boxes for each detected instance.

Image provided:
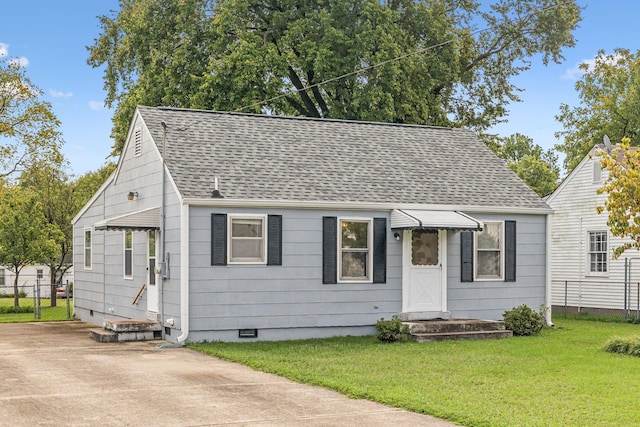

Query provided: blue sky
[1,1,638,176]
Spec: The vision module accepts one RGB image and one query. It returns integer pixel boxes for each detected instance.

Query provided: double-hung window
[229,215,267,264]
[475,222,504,280]
[339,218,373,282]
[84,228,92,269]
[124,230,133,278]
[588,231,608,273]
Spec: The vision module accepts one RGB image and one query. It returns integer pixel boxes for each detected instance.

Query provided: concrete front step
[89,319,162,343]
[405,319,507,335]
[103,319,162,333]
[411,329,513,343]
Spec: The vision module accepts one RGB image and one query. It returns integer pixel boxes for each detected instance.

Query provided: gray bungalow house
[72,106,552,343]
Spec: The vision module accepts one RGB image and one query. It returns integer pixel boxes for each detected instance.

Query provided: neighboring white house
[72,106,552,343]
[0,265,74,297]
[547,144,640,315]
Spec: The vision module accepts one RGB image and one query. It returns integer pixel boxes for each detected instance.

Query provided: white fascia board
[181,198,553,215]
[71,172,115,225]
[546,145,601,205]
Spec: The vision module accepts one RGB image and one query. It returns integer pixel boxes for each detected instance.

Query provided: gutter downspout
[176,202,189,344]
[545,212,554,326]
[159,121,167,334]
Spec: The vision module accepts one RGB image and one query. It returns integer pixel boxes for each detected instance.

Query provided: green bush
[375,315,410,342]
[604,336,640,357]
[0,305,33,314]
[0,290,27,299]
[503,304,546,336]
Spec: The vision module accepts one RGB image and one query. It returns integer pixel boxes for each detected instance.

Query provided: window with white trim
[339,218,372,282]
[84,228,92,269]
[228,215,266,264]
[37,269,43,279]
[588,231,608,273]
[0,268,5,286]
[474,222,504,280]
[124,230,133,278]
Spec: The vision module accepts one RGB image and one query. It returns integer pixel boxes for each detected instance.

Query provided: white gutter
[182,198,553,215]
[176,203,190,344]
[545,212,554,326]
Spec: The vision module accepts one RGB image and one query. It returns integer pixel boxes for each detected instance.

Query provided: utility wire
[234,1,570,113]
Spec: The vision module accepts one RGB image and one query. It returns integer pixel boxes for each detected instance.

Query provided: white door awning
[391,209,483,231]
[94,207,161,231]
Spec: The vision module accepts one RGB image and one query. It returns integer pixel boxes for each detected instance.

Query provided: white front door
[147,231,158,313]
[402,229,447,317]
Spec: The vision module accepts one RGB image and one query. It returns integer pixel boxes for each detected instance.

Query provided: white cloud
[49,89,73,98]
[562,53,627,80]
[72,145,85,152]
[0,43,8,57]
[562,58,597,80]
[88,101,104,110]
[7,57,29,67]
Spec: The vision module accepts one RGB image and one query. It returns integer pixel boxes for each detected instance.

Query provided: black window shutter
[267,215,282,266]
[461,231,474,282]
[211,214,227,266]
[373,218,387,283]
[322,216,337,284]
[505,220,516,282]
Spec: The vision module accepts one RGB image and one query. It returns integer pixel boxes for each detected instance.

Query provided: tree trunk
[13,273,19,308]
[49,268,57,307]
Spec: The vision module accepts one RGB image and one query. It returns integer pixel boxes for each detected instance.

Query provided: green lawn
[190,319,640,427]
[0,297,73,322]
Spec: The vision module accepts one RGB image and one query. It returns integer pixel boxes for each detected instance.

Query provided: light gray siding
[447,213,547,320]
[73,113,183,328]
[188,207,402,341]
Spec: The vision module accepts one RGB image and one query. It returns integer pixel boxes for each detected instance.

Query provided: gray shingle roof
[137,106,549,210]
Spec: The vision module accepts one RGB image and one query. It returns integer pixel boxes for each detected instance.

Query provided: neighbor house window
[0,268,5,286]
[588,231,608,273]
[475,222,504,280]
[339,218,372,282]
[37,269,43,280]
[84,228,92,269]
[228,215,266,264]
[593,159,602,183]
[124,230,133,278]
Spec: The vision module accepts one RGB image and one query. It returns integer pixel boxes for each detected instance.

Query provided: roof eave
[181,197,553,215]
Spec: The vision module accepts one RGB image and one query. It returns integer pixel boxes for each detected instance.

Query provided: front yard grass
[190,318,640,427]
[0,297,73,322]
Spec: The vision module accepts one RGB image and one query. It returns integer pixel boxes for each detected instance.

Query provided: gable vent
[134,128,142,157]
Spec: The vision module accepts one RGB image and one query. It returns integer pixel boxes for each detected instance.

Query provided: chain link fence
[0,279,73,321]
[552,279,640,320]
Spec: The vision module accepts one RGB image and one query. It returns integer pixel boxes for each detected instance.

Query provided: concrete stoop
[404,319,513,342]
[89,319,162,343]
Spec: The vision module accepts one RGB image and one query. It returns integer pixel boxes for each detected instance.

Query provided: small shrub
[0,305,33,314]
[604,336,640,357]
[375,315,410,342]
[503,304,546,336]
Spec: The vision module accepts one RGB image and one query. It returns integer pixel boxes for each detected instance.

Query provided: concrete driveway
[0,322,458,426]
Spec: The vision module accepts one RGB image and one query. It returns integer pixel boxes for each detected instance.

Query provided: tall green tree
[19,162,117,306]
[0,59,63,178]
[491,133,560,196]
[556,48,640,172]
[0,187,63,307]
[88,0,581,155]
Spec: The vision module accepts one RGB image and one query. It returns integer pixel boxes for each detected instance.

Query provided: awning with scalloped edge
[390,209,483,231]
[94,207,160,231]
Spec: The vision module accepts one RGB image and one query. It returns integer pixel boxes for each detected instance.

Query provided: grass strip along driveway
[0,297,73,322]
[191,318,640,427]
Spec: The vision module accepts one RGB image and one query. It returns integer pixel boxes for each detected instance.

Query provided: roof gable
[135,106,548,210]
